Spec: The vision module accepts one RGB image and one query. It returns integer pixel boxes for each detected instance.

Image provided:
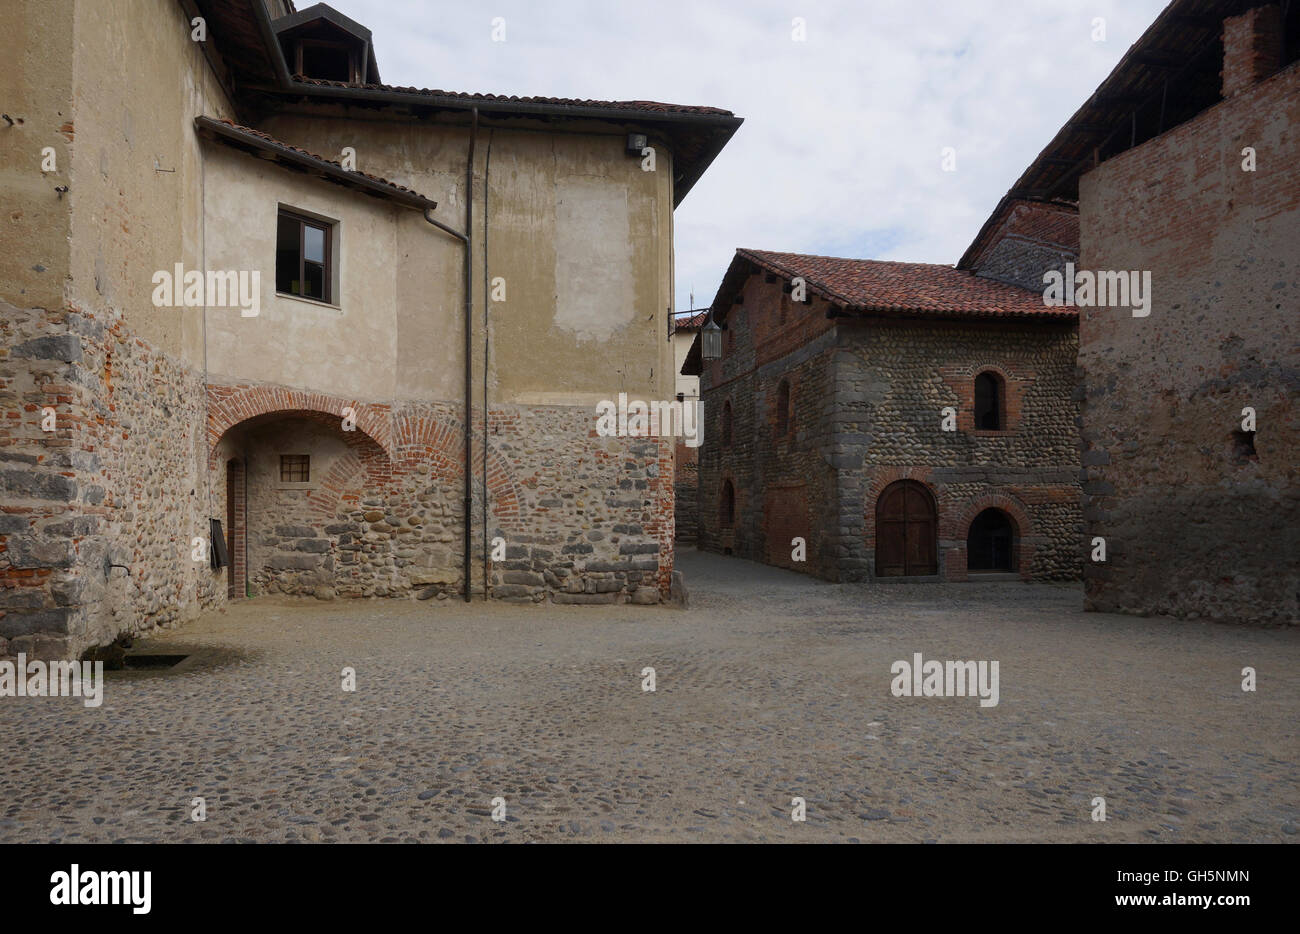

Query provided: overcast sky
[336,0,1168,312]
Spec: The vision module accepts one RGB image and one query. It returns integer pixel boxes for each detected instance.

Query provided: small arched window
[775,379,791,437]
[721,400,733,447]
[974,371,1002,430]
[720,480,735,528]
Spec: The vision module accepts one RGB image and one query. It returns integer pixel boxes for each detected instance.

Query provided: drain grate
[121,654,189,670]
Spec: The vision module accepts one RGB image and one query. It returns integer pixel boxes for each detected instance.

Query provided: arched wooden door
[874,480,938,576]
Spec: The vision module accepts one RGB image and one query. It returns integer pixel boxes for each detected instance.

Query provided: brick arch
[863,467,938,567]
[946,491,1036,581]
[718,475,737,528]
[305,451,366,524]
[863,467,936,519]
[937,362,1033,433]
[208,384,522,522]
[947,491,1033,540]
[207,383,394,460]
[397,410,520,522]
[715,469,743,550]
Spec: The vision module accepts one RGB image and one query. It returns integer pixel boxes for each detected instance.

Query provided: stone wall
[696,274,840,576]
[834,317,1081,581]
[1077,57,1300,625]
[207,384,676,607]
[1,299,220,660]
[967,200,1079,292]
[2,300,681,663]
[695,267,1081,583]
[975,236,1077,293]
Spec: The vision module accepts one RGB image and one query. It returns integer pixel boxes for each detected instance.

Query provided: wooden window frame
[277,209,333,304]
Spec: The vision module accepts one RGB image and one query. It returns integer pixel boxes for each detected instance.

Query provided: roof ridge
[740,248,958,269]
[291,77,735,115]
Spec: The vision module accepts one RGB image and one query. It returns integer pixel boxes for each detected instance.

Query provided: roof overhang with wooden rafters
[959,0,1299,269]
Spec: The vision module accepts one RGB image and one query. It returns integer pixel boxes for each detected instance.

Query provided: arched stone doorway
[967,508,1018,571]
[212,410,392,598]
[875,480,938,576]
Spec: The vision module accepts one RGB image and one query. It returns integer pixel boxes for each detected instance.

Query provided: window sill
[276,291,341,312]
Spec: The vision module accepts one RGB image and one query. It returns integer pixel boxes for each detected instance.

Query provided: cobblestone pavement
[2,548,1296,843]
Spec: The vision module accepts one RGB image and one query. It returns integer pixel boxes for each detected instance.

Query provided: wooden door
[875,480,938,576]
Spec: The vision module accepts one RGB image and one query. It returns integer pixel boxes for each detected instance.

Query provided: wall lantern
[626,133,648,154]
[701,311,723,361]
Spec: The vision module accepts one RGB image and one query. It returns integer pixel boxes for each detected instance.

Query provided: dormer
[273,3,380,85]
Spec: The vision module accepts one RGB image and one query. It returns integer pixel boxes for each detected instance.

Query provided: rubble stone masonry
[2,304,677,660]
[2,300,217,660]
[696,272,1080,582]
[206,387,676,607]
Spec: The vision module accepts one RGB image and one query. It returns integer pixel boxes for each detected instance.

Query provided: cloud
[339,0,1168,310]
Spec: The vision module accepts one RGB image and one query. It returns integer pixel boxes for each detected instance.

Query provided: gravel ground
[1,547,1296,843]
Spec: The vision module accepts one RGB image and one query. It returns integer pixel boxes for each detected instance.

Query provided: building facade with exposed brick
[1,0,740,659]
[671,309,707,544]
[961,0,1300,624]
[686,249,1081,583]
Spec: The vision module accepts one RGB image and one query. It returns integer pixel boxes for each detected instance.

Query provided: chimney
[1222,4,1284,97]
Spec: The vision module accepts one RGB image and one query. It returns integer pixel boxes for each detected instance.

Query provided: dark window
[967,508,1017,571]
[720,480,735,528]
[974,371,1002,430]
[280,454,310,483]
[295,40,356,83]
[721,400,733,447]
[775,379,791,437]
[1231,429,1258,464]
[276,210,331,302]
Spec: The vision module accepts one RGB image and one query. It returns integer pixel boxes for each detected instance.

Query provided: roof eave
[245,0,739,207]
[194,115,437,210]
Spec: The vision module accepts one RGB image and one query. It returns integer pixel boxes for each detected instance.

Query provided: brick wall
[1223,4,1284,98]
[696,270,1081,583]
[674,440,698,544]
[1078,57,1300,624]
[697,273,839,577]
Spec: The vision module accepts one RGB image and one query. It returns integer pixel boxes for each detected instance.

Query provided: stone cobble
[0,548,1294,843]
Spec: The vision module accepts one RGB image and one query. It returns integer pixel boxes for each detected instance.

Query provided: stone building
[0,0,741,658]
[684,249,1080,582]
[671,309,707,543]
[962,0,1299,624]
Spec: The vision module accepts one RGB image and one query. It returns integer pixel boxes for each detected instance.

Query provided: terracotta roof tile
[736,248,1074,318]
[674,310,710,329]
[293,77,735,116]
[196,117,436,207]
